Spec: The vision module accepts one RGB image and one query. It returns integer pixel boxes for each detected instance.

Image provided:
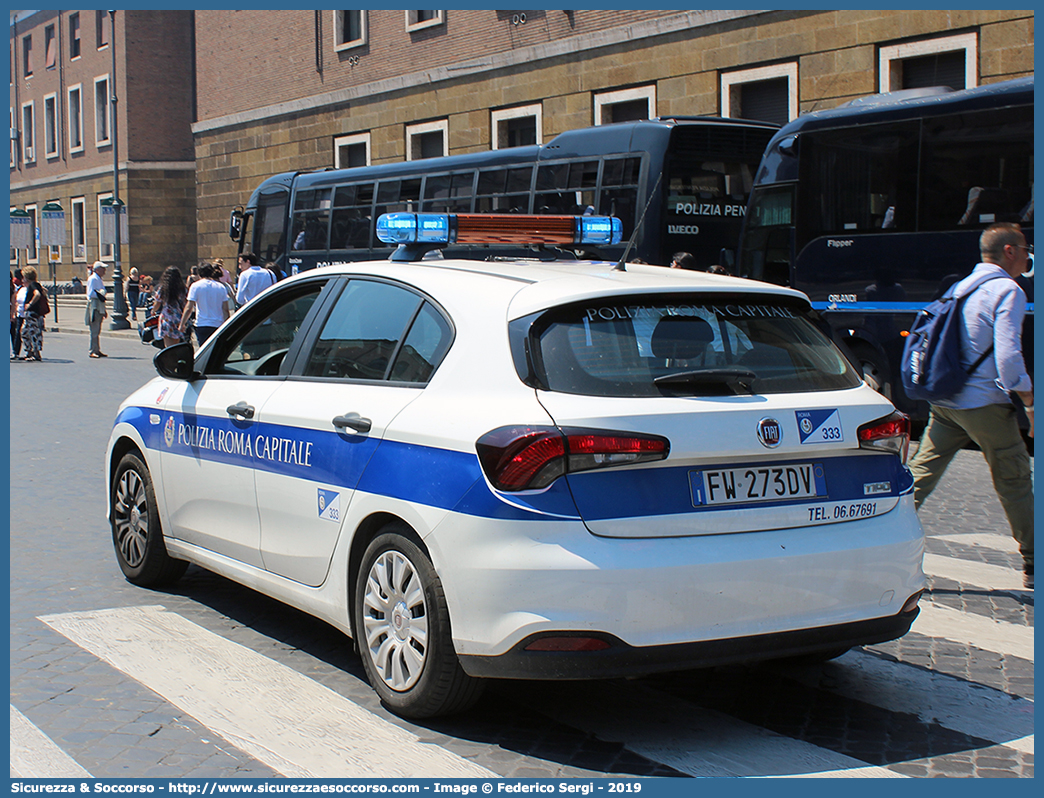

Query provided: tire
[111,453,188,587]
[354,524,483,718]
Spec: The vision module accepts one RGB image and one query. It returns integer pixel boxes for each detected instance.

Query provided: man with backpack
[907,223,1034,588]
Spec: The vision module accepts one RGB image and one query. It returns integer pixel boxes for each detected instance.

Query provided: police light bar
[375,212,623,253]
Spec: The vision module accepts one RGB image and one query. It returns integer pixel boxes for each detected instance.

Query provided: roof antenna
[614,171,663,271]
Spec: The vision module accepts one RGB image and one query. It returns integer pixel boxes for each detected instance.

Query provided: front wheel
[111,452,187,587]
[353,525,483,718]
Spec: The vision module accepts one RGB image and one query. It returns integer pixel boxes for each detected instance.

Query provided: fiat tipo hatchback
[107,213,924,718]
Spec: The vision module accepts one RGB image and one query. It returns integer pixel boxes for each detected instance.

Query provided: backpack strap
[952,272,1009,377]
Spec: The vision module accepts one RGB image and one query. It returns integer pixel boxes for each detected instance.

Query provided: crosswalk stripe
[912,602,1034,661]
[513,681,907,777]
[778,649,1034,747]
[922,553,1026,592]
[10,704,93,778]
[39,605,497,779]
[932,533,1020,554]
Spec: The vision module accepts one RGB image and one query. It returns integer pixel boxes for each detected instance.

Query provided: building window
[96,11,109,49]
[22,35,33,77]
[21,101,35,163]
[406,11,444,32]
[406,119,448,161]
[593,85,656,126]
[25,204,39,264]
[68,85,83,152]
[94,75,111,146]
[879,32,978,93]
[97,193,114,260]
[334,10,367,51]
[491,104,542,149]
[69,13,81,59]
[72,197,87,262]
[45,25,57,70]
[334,132,370,168]
[721,63,798,126]
[9,108,15,167]
[43,93,58,158]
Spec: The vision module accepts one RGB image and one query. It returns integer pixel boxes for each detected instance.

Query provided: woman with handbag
[153,266,188,349]
[19,265,46,362]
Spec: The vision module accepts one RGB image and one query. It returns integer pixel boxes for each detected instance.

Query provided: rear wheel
[111,453,187,587]
[354,524,483,718]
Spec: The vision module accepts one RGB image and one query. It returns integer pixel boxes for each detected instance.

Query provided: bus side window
[599,156,640,235]
[330,182,375,250]
[536,161,596,214]
[422,172,474,213]
[920,107,1033,231]
[476,166,533,213]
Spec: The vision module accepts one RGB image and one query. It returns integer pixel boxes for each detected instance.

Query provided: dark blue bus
[735,76,1033,419]
[230,117,776,273]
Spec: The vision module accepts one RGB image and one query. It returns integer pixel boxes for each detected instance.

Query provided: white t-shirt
[16,286,27,318]
[187,278,229,328]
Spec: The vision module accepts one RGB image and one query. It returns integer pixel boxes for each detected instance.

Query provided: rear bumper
[458,602,920,679]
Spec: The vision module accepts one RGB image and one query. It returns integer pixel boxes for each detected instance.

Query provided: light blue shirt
[934,263,1032,410]
[236,266,276,306]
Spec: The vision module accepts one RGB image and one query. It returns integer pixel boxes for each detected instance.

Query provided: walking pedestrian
[19,266,46,361]
[127,267,140,321]
[153,266,188,349]
[908,223,1034,589]
[85,261,108,358]
[10,269,23,360]
[180,263,229,345]
[236,252,276,306]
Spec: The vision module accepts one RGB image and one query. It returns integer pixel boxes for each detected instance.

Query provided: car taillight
[857,411,910,464]
[476,426,670,491]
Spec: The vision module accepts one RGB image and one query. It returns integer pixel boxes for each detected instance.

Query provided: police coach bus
[228,117,777,274]
[734,76,1033,418]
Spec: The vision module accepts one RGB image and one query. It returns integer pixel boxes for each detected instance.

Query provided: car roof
[289,257,810,320]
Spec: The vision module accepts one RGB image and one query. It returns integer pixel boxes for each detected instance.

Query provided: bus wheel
[852,343,891,400]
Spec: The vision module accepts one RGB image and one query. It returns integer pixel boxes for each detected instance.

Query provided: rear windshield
[523,294,860,397]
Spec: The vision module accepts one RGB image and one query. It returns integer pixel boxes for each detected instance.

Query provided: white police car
[106,213,924,718]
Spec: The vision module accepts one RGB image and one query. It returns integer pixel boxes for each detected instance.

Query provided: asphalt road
[8,331,1034,779]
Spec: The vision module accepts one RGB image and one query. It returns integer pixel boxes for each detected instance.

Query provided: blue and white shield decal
[317,488,341,522]
[796,409,844,444]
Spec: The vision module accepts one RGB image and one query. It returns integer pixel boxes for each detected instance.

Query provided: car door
[255,277,454,587]
[158,279,331,567]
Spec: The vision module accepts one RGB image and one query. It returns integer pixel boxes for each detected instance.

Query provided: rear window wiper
[653,367,758,395]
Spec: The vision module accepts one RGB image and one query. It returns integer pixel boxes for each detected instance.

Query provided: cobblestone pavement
[9,333,1033,778]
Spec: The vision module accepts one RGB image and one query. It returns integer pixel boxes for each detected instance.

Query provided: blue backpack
[900,273,1006,402]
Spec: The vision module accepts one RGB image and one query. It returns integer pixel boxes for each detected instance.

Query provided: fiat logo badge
[757,418,783,448]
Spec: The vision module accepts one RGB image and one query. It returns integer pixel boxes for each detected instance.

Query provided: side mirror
[154,342,198,381]
[229,206,244,241]
[718,248,736,271]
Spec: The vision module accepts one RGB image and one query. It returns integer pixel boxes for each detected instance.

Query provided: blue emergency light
[375,212,623,260]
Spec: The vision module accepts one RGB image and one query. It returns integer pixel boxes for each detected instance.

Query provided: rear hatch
[515,291,911,538]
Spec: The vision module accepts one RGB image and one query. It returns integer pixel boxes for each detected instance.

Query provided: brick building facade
[9,9,195,282]
[190,9,1033,263]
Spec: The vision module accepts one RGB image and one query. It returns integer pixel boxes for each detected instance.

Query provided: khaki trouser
[910,403,1033,568]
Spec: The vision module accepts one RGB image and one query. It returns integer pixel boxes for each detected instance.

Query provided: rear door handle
[226,402,255,420]
[332,412,372,433]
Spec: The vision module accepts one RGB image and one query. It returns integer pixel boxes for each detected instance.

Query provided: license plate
[692,463,825,506]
